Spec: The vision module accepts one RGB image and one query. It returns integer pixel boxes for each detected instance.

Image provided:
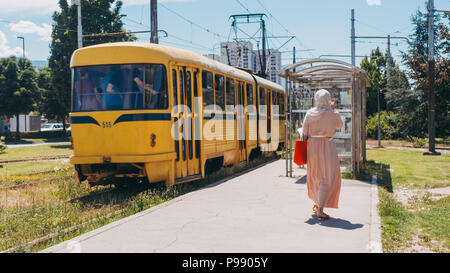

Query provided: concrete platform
[42,160,381,253]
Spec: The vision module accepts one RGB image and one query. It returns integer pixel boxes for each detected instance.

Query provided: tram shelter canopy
[278,59,369,176]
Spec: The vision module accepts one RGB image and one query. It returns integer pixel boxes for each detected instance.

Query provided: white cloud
[367,0,381,6]
[123,0,193,6]
[0,0,194,14]
[0,30,23,58]
[8,21,52,42]
[0,0,58,14]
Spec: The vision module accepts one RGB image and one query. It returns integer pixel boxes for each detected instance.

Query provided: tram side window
[144,64,168,109]
[259,87,265,105]
[275,92,280,113]
[246,83,253,106]
[185,70,192,110]
[202,70,214,106]
[226,77,235,109]
[172,70,178,106]
[272,91,280,113]
[215,74,225,111]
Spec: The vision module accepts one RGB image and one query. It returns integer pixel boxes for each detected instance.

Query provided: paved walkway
[42,160,381,253]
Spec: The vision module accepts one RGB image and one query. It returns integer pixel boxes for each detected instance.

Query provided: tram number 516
[102,121,112,128]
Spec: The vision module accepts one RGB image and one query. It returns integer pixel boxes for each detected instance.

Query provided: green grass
[359,148,450,253]
[0,160,72,178]
[378,188,415,252]
[0,143,72,162]
[367,148,450,190]
[416,196,450,252]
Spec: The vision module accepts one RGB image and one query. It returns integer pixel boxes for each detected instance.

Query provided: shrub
[0,139,6,154]
[408,136,427,148]
[366,111,399,140]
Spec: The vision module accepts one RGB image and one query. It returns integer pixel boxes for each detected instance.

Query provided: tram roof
[71,42,284,93]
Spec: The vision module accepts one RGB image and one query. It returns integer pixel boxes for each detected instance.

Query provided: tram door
[173,66,200,179]
[237,81,247,162]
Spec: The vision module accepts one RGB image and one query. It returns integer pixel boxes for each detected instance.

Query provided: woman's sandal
[313,204,330,220]
[317,213,330,220]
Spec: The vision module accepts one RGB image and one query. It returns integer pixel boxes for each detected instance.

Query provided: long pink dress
[303,110,343,208]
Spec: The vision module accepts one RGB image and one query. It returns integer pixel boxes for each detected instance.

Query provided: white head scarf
[304,89,334,123]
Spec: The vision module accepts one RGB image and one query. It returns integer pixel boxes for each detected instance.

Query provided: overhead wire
[232,0,282,49]
[87,2,216,51]
[159,2,227,40]
[355,18,390,35]
[235,0,252,14]
[255,0,309,51]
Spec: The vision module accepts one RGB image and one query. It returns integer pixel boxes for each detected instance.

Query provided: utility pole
[386,35,391,86]
[293,46,296,71]
[424,0,440,156]
[351,9,355,66]
[377,89,382,148]
[229,14,268,78]
[17,36,24,60]
[151,0,158,44]
[261,18,267,78]
[386,35,391,112]
[71,0,83,48]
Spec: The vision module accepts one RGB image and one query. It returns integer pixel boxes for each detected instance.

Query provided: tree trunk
[15,114,20,140]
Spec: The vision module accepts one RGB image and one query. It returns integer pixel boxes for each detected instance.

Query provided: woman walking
[301,89,343,220]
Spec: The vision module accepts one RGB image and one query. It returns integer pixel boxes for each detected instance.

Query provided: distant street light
[17,36,24,59]
[377,89,383,148]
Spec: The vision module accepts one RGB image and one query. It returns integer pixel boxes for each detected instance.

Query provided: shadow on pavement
[295,175,307,184]
[305,216,364,230]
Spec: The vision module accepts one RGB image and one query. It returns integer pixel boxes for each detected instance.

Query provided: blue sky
[0,0,448,68]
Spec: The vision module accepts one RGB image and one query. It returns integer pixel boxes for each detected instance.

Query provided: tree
[360,47,388,117]
[48,0,134,127]
[36,66,61,121]
[385,66,427,137]
[401,7,449,138]
[0,57,39,139]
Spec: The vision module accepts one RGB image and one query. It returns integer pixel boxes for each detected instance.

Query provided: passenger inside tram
[103,66,124,110]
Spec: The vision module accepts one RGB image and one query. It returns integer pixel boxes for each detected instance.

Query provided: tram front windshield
[72,63,168,112]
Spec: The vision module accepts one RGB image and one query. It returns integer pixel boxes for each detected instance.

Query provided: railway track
[3,186,118,219]
[0,155,71,165]
[2,177,158,219]
[0,167,74,191]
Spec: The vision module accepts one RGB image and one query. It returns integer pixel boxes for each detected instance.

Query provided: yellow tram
[69,42,285,187]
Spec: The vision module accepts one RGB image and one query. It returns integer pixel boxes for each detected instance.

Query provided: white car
[41,123,64,132]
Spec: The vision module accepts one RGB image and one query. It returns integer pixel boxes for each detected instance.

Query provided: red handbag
[294,136,307,166]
